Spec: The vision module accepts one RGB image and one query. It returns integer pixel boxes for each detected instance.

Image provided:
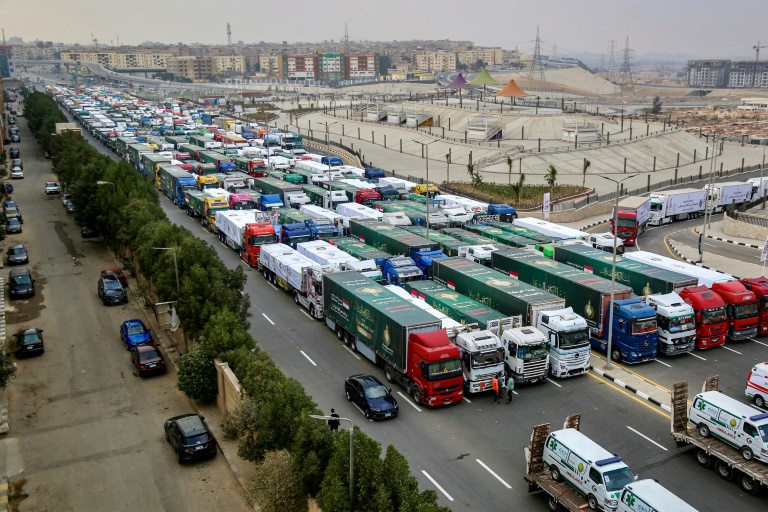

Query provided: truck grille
[523,359,548,379]
[674,335,695,346]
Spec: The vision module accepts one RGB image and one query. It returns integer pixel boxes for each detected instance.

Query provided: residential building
[688,59,768,88]
[0,46,16,78]
[457,48,503,67]
[319,53,344,81]
[212,55,246,74]
[284,55,318,80]
[167,56,214,81]
[60,50,171,70]
[259,54,283,77]
[415,50,457,72]
[346,54,378,79]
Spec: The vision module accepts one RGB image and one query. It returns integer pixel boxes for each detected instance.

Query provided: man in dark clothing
[329,409,341,432]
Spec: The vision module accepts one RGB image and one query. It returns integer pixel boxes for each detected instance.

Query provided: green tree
[507,155,513,184]
[582,158,591,189]
[382,445,420,512]
[545,164,558,196]
[245,450,307,512]
[176,343,218,402]
[289,415,335,496]
[199,309,254,355]
[0,351,17,390]
[466,163,482,188]
[511,173,526,206]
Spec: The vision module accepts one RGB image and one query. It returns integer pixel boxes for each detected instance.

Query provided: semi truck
[678,286,728,350]
[159,165,197,208]
[305,219,339,241]
[322,271,464,407]
[279,222,312,248]
[534,308,591,378]
[647,188,707,226]
[515,217,625,254]
[186,190,229,230]
[349,219,447,278]
[229,192,260,211]
[297,240,358,270]
[590,297,658,364]
[251,177,311,208]
[403,226,464,256]
[258,243,326,319]
[465,224,540,248]
[329,237,392,267]
[644,293,696,356]
[214,210,277,261]
[610,196,651,245]
[704,181,753,213]
[500,327,550,383]
[140,152,171,180]
[623,251,733,288]
[709,280,759,341]
[454,330,507,393]
[740,276,768,336]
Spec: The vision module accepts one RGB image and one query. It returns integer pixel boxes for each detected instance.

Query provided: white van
[689,390,768,461]
[618,479,698,512]
[543,428,634,511]
[746,362,768,408]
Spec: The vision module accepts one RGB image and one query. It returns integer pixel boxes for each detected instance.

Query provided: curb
[580,218,610,231]
[591,367,672,413]
[0,477,8,511]
[693,226,761,249]
[665,238,741,278]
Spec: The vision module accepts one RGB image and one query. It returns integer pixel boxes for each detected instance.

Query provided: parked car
[163,414,218,464]
[45,181,60,195]
[131,345,166,377]
[344,374,399,420]
[6,244,29,265]
[81,225,99,238]
[101,268,128,287]
[97,276,127,306]
[9,147,19,158]
[10,158,22,169]
[120,319,152,349]
[8,268,35,299]
[6,218,22,234]
[61,194,71,207]
[10,135,20,143]
[44,150,52,159]
[10,167,23,179]
[65,200,76,213]
[14,328,44,357]
[1,183,14,195]
[3,204,22,223]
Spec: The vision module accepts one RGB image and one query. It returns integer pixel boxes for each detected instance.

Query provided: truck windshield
[616,218,636,228]
[669,314,695,333]
[701,306,727,324]
[759,425,768,443]
[472,349,504,368]
[631,317,657,335]
[603,467,635,492]
[249,235,277,246]
[734,303,759,319]
[317,232,338,241]
[559,329,590,349]
[517,343,548,360]
[424,358,462,380]
[649,202,662,211]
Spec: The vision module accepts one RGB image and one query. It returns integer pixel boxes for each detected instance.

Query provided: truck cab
[382,256,424,286]
[585,232,625,255]
[412,183,440,198]
[458,244,500,266]
[325,190,349,210]
[645,293,696,356]
[442,206,472,226]
[535,307,591,378]
[279,222,312,248]
[196,174,220,190]
[740,277,768,336]
[486,203,517,222]
[410,248,448,278]
[500,327,549,384]
[305,219,339,241]
[678,285,728,349]
[454,330,505,393]
[202,196,229,231]
[364,167,386,180]
[591,297,658,364]
[240,222,277,267]
[258,194,283,211]
[375,185,400,201]
[711,280,759,341]
[355,188,381,205]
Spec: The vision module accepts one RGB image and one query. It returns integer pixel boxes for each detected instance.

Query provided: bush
[245,450,307,512]
[176,344,218,402]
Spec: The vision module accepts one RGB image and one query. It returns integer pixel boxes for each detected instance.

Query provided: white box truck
[618,480,699,512]
[704,181,753,213]
[647,188,707,226]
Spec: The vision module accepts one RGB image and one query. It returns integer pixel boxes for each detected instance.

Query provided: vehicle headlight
[606,498,618,507]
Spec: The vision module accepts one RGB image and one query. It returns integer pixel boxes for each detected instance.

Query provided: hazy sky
[3,0,766,60]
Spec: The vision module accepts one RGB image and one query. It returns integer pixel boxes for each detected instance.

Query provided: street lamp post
[412,139,439,239]
[700,133,720,262]
[152,247,187,354]
[96,180,116,192]
[309,414,354,503]
[598,174,637,368]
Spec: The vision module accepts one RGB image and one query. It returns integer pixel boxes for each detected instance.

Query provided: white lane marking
[262,313,275,325]
[300,350,317,366]
[687,351,706,360]
[615,379,626,387]
[269,283,279,291]
[637,391,650,400]
[463,396,472,403]
[661,404,672,412]
[654,359,672,368]
[626,426,668,451]
[722,346,742,355]
[343,346,361,360]
[545,378,563,388]
[421,471,454,501]
[396,392,423,412]
[635,239,641,251]
[299,309,313,320]
[476,459,513,489]
[749,338,768,347]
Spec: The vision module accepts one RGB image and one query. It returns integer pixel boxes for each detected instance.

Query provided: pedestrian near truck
[491,374,500,404]
[506,375,515,404]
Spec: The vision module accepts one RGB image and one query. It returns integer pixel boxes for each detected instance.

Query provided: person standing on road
[329,409,340,432]
[505,374,515,404]
[491,374,500,404]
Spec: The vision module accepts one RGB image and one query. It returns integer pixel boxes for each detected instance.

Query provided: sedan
[11,158,21,169]
[14,328,44,358]
[61,194,72,207]
[344,374,399,420]
[97,276,127,306]
[101,268,128,287]
[6,244,29,265]
[131,345,166,377]
[6,218,22,234]
[8,268,35,299]
[10,135,20,143]
[10,167,23,179]
[9,147,19,158]
[1,183,13,195]
[65,200,76,213]
[164,414,217,464]
[120,319,152,349]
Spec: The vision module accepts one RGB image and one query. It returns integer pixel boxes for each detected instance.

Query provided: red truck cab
[711,280,759,341]
[175,152,191,161]
[740,277,768,335]
[248,159,268,178]
[240,222,277,267]
[355,189,381,206]
[407,330,464,407]
[679,286,728,349]
[611,209,641,245]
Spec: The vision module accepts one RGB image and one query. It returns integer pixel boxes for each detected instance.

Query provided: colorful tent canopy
[492,79,530,98]
[442,73,476,90]
[467,68,500,86]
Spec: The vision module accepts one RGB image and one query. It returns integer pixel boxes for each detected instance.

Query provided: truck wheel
[755,395,765,408]
[293,291,299,304]
[336,327,344,341]
[549,465,562,482]
[698,423,711,438]
[546,495,560,512]
[610,347,622,363]
[716,460,735,481]
[411,386,422,405]
[741,446,754,461]
[587,494,598,510]
[739,474,760,495]
[384,366,395,383]
[309,305,316,318]
[695,448,713,467]
[343,331,353,348]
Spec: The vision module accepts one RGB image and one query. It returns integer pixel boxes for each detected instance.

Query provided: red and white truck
[610,196,651,246]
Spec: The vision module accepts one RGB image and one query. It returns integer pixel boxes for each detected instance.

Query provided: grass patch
[443,181,588,209]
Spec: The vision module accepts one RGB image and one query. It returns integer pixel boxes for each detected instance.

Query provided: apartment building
[688,59,768,88]
[60,50,171,70]
[415,50,457,72]
[212,55,246,74]
[259,54,283,77]
[457,48,503,67]
[167,56,214,81]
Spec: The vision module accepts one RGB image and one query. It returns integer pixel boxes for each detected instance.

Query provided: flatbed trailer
[671,376,768,496]
[524,414,590,512]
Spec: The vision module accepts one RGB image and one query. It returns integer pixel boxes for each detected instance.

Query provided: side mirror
[388,388,392,394]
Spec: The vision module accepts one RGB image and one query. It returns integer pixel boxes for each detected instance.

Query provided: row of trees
[25,89,450,512]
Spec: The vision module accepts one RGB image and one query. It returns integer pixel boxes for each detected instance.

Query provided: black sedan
[8,268,35,299]
[14,328,44,357]
[10,135,20,143]
[164,414,218,464]
[97,276,127,305]
[344,374,399,420]
[6,244,29,265]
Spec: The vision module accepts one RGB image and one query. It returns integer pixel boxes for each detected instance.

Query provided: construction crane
[755,41,767,62]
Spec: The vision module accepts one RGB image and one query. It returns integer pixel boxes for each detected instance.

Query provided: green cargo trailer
[403,226,463,256]
[491,248,632,336]
[464,224,535,248]
[188,134,214,148]
[126,143,153,167]
[441,228,498,247]
[276,208,313,225]
[405,280,518,333]
[430,257,565,325]
[405,193,428,204]
[164,135,188,148]
[372,200,427,213]
[199,151,233,166]
[140,152,171,178]
[322,181,359,202]
[267,170,304,184]
[486,222,555,244]
[553,244,697,296]
[178,143,206,160]
[287,168,317,184]
[303,185,327,206]
[350,219,438,256]
[330,237,392,263]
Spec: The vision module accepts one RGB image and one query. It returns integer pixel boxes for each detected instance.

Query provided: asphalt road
[50,88,768,511]
[0,108,248,511]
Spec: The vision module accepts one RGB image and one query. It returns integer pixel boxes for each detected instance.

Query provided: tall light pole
[761,139,767,209]
[309,414,354,503]
[152,247,187,354]
[700,133,720,262]
[598,173,637,369]
[412,139,439,239]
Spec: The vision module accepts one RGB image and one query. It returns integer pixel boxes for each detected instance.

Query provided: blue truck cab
[375,185,401,201]
[259,194,284,211]
[382,256,424,286]
[174,176,198,208]
[487,203,517,222]
[219,161,237,172]
[279,223,311,248]
[364,167,386,180]
[305,219,339,241]
[410,248,448,278]
[590,297,658,364]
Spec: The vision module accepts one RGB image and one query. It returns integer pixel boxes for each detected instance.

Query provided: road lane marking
[421,471,454,501]
[343,346,361,360]
[476,459,512,489]
[587,372,670,419]
[591,352,672,393]
[463,396,472,403]
[268,283,279,291]
[627,426,668,451]
[545,378,562,388]
[749,338,768,347]
[654,359,672,368]
[300,350,317,366]
[299,309,313,320]
[262,313,275,325]
[722,346,742,355]
[396,392,422,412]
[687,352,707,360]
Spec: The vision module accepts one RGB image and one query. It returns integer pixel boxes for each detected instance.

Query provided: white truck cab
[441,206,472,225]
[454,330,505,393]
[458,244,500,266]
[382,212,412,227]
[585,232,625,255]
[500,327,549,383]
[645,293,696,356]
[618,479,699,512]
[535,307,591,378]
[746,362,768,408]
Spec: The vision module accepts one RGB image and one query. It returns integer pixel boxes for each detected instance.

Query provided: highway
[47,83,768,511]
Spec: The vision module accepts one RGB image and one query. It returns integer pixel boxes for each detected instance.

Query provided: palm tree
[467,163,475,187]
[516,173,525,205]
[582,158,591,189]
[545,164,558,197]
[507,156,513,184]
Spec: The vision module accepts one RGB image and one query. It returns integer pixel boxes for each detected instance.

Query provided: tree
[290,414,336,496]
[651,96,662,114]
[466,163,482,188]
[582,158,591,189]
[0,351,17,390]
[245,450,307,512]
[507,155,513,184]
[176,343,218,402]
[545,164,558,196]
[511,173,526,206]
[383,445,421,512]
[474,59,486,71]
[199,309,254,355]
